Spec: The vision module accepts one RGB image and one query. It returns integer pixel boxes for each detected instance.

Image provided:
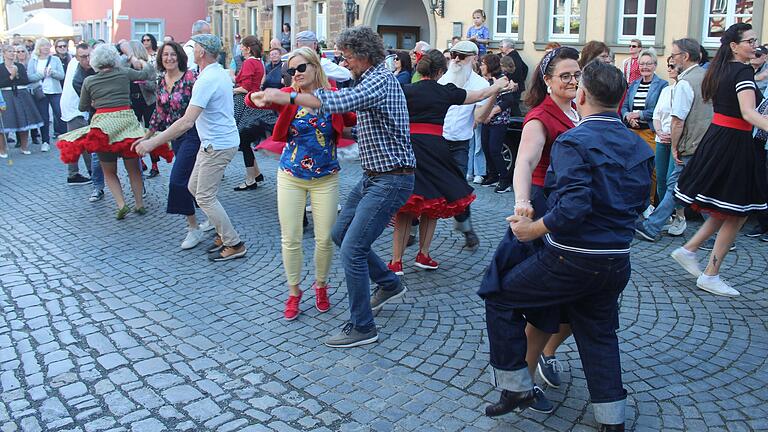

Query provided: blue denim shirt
[620,73,668,132]
[542,113,654,256]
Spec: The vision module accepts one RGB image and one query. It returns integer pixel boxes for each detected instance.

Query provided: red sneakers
[388,260,404,275]
[415,252,439,270]
[284,291,302,321]
[314,282,330,312]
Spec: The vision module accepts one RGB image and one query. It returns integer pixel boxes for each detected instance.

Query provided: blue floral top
[466,25,490,55]
[280,107,338,179]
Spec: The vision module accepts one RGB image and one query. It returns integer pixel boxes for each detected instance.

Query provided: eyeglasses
[669,52,683,58]
[638,62,656,66]
[666,64,674,69]
[739,38,758,46]
[287,63,309,76]
[450,52,469,61]
[555,71,582,82]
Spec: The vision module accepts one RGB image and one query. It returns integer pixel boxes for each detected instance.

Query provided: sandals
[233,173,265,191]
[134,207,147,215]
[116,206,131,220]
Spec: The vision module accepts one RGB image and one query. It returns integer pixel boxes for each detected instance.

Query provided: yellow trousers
[277,170,339,286]
[632,128,657,204]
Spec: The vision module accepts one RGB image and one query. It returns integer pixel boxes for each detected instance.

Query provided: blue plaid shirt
[315,63,415,172]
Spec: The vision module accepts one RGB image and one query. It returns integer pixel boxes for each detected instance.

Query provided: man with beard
[438,40,496,249]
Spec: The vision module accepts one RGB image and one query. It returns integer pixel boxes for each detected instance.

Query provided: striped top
[632,80,651,126]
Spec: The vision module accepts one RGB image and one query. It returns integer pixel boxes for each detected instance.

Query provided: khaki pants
[188,144,240,246]
[277,170,339,286]
[632,128,657,204]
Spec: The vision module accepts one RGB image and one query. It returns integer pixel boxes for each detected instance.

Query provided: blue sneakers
[536,354,563,388]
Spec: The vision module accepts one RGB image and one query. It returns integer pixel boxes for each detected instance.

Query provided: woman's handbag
[31,56,51,101]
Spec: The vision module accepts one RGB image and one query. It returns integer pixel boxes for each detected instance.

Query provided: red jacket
[245,86,356,142]
[236,58,265,92]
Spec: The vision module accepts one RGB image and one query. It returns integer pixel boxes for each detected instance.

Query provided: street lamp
[344,0,357,28]
[429,0,445,18]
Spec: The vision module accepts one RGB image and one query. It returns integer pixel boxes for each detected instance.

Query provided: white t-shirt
[60,58,88,122]
[320,57,352,82]
[671,65,697,121]
[652,83,674,142]
[189,63,238,150]
[184,39,196,69]
[438,71,489,141]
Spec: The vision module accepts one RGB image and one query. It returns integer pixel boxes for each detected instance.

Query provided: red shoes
[388,260,404,276]
[284,291,302,321]
[414,252,439,270]
[314,282,330,312]
[284,283,331,320]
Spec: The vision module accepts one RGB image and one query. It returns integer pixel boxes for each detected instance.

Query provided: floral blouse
[280,107,338,179]
[149,69,197,132]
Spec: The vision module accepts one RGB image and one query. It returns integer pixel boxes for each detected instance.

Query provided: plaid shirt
[315,63,415,172]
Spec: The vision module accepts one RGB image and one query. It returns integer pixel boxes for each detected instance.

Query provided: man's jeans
[90,153,104,190]
[467,128,486,178]
[484,243,630,425]
[642,155,691,236]
[331,173,414,333]
[188,145,240,246]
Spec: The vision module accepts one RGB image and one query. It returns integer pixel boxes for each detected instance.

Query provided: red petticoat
[57,128,174,164]
[398,193,476,219]
[690,204,732,220]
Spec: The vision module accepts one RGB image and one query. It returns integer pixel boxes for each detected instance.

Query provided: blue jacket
[620,73,667,132]
[396,70,412,86]
[542,113,654,256]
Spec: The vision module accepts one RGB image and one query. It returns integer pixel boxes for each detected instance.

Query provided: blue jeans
[331,173,414,333]
[655,142,672,202]
[643,155,691,236]
[446,139,470,178]
[481,123,508,177]
[467,128,486,177]
[484,243,629,425]
[168,128,201,216]
[91,153,104,190]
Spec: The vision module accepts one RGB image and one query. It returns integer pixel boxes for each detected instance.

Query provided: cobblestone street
[1,150,767,432]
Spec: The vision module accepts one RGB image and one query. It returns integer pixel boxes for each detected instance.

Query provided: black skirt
[675,125,768,217]
[233,93,277,134]
[399,133,475,218]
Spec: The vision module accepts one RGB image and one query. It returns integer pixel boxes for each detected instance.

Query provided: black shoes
[463,230,480,250]
[485,389,535,417]
[598,424,625,432]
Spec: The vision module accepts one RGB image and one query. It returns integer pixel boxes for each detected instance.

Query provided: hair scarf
[539,47,563,79]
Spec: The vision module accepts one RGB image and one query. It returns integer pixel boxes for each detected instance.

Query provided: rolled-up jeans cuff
[491,366,532,392]
[593,398,626,425]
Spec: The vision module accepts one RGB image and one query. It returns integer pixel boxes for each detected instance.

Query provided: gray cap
[450,40,479,55]
[191,34,222,54]
[296,31,318,43]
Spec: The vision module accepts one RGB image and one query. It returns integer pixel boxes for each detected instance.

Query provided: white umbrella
[2,12,80,39]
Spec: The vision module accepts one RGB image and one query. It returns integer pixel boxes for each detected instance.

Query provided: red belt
[95,106,131,114]
[410,123,443,137]
[712,113,752,132]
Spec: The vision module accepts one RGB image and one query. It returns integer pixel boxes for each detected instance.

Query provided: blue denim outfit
[655,142,672,202]
[641,156,691,237]
[620,74,668,132]
[480,113,653,426]
[331,173,414,333]
[167,127,201,215]
[466,127,486,178]
[90,153,104,190]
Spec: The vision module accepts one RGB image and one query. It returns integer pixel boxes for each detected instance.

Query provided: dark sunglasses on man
[450,52,469,61]
[56,44,67,49]
[287,63,309,76]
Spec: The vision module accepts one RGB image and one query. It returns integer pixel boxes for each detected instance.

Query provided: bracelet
[515,199,531,204]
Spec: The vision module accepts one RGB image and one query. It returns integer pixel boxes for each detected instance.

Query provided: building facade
[71,0,207,43]
[207,0,347,55]
[353,0,764,79]
[2,0,72,32]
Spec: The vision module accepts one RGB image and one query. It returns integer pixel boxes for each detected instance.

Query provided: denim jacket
[620,73,667,132]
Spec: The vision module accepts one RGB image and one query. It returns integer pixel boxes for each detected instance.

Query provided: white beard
[441,60,473,88]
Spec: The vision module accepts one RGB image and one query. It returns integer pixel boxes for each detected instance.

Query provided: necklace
[564,107,580,124]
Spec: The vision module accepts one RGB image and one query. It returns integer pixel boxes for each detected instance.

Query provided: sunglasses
[629,44,639,48]
[450,52,469,61]
[666,64,674,69]
[287,63,309,76]
[142,38,152,42]
[56,45,67,49]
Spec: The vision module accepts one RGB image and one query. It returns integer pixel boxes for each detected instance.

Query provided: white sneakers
[198,220,215,232]
[642,204,655,219]
[671,247,740,297]
[671,247,702,277]
[696,274,740,297]
[472,175,483,184]
[666,215,687,236]
[41,142,50,152]
[181,228,204,250]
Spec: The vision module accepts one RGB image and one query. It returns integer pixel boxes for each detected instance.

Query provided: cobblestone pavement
[1,149,767,432]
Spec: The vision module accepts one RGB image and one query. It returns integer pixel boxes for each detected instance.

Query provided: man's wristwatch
[289,91,298,105]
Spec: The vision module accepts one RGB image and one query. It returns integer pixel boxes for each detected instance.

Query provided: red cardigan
[245,86,356,142]
[236,58,265,92]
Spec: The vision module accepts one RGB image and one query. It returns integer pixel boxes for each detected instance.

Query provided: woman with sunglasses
[505,47,582,413]
[0,45,43,157]
[672,23,768,297]
[232,35,270,191]
[141,34,158,69]
[245,47,356,321]
[387,49,510,275]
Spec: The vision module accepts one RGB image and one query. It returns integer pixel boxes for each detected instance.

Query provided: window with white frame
[550,0,581,40]
[703,0,753,46]
[494,0,520,38]
[316,2,327,43]
[619,0,657,42]
[132,19,163,42]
